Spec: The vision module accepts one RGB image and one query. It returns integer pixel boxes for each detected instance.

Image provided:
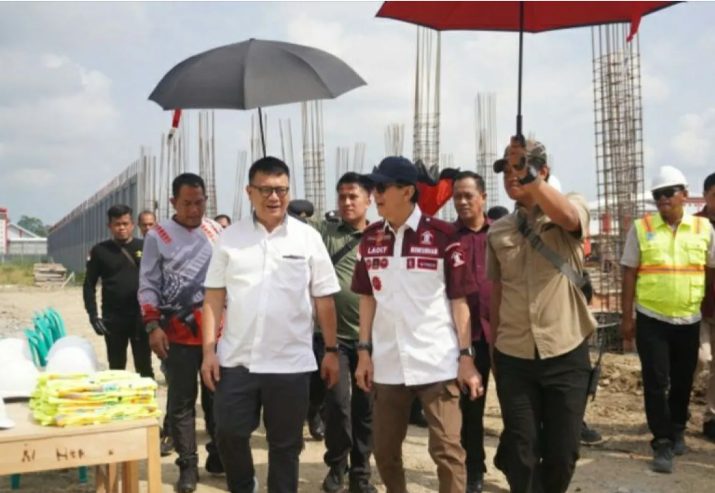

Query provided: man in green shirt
[312,172,377,493]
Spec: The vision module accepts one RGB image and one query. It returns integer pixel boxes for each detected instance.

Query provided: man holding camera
[488,137,596,493]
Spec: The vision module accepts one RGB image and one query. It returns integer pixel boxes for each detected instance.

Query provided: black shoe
[160,434,175,457]
[580,422,603,445]
[466,474,484,493]
[309,412,325,441]
[703,420,715,442]
[205,451,224,474]
[651,439,673,474]
[322,466,345,492]
[673,432,686,456]
[349,477,378,493]
[176,465,199,493]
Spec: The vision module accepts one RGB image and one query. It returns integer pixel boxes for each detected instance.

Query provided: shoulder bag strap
[331,236,361,266]
[516,213,587,289]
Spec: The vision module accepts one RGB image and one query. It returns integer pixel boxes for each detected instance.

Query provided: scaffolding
[197,111,217,219]
[353,143,367,173]
[413,27,441,171]
[233,150,248,220]
[439,153,457,221]
[279,118,299,197]
[385,123,405,156]
[475,92,499,208]
[335,146,351,182]
[592,24,645,313]
[302,100,326,215]
[156,121,187,220]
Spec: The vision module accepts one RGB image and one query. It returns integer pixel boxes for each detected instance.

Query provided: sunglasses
[652,186,683,201]
[374,182,407,194]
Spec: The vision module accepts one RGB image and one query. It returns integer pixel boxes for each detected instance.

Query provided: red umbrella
[377,1,679,139]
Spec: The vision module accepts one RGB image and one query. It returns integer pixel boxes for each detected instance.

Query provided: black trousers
[635,312,700,445]
[309,333,327,421]
[494,340,590,493]
[165,343,217,465]
[213,366,310,493]
[323,339,374,480]
[460,338,492,480]
[103,313,153,379]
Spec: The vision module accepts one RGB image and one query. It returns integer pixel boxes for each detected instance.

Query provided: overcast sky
[1,1,713,225]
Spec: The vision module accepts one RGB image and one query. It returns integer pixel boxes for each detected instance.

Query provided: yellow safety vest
[635,213,711,318]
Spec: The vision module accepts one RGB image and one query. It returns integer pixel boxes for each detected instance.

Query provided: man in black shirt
[83,204,153,378]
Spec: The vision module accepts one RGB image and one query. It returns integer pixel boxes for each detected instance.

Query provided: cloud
[670,108,715,166]
[7,168,56,188]
[0,47,125,221]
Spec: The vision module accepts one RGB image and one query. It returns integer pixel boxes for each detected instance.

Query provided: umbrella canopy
[377,1,678,138]
[149,38,366,154]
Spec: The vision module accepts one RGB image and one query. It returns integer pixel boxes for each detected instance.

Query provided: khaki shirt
[487,194,596,359]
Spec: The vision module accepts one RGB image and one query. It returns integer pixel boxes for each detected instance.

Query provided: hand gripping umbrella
[377,1,678,141]
[149,38,366,156]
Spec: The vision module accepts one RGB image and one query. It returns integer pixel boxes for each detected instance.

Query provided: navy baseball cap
[364,156,418,185]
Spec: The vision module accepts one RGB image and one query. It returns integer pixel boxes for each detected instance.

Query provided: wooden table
[0,403,161,493]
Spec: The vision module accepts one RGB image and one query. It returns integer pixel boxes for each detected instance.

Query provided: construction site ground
[1,285,713,493]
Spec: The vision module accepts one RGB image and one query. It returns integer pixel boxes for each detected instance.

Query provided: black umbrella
[149,38,366,155]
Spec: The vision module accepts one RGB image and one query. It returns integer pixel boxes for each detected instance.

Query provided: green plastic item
[24,329,49,367]
[23,308,69,368]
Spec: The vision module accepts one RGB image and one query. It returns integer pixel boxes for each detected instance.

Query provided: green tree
[17,215,48,237]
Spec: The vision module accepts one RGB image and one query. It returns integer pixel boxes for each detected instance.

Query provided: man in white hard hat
[620,165,715,473]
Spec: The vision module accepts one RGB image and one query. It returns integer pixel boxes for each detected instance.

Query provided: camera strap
[515,213,588,290]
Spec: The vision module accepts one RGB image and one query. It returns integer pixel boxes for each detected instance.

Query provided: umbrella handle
[258,107,267,157]
[516,0,524,139]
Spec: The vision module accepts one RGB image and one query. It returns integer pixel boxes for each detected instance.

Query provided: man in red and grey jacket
[138,173,224,493]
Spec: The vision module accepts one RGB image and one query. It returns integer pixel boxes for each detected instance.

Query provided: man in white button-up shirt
[201,157,341,493]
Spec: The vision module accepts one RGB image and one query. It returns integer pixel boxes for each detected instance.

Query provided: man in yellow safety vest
[620,165,715,474]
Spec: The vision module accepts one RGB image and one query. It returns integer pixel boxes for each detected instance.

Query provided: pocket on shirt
[496,243,522,280]
[685,240,707,266]
[277,257,310,289]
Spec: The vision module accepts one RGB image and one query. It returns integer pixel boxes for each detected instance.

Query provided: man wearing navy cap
[353,156,483,493]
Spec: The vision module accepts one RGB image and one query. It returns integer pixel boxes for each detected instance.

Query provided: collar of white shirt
[383,205,422,235]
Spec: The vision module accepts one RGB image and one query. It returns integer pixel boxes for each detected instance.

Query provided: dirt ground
[1,285,714,493]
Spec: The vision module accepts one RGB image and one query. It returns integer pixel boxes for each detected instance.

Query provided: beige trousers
[373,380,466,493]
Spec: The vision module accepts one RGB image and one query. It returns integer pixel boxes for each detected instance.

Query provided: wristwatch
[145,320,160,335]
[356,341,373,353]
[324,345,339,353]
[458,346,475,359]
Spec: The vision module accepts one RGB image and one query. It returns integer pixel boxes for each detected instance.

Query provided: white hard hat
[650,165,688,192]
[45,336,99,374]
[0,398,15,429]
[0,338,35,365]
[0,358,40,399]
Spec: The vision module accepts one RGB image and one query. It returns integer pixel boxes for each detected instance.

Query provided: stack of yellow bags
[30,370,160,426]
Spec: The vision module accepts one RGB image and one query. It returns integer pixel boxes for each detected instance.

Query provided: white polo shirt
[204,214,340,373]
[351,207,477,386]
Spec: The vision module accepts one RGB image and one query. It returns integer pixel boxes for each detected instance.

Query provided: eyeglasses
[374,182,406,194]
[250,185,290,198]
[652,186,683,201]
